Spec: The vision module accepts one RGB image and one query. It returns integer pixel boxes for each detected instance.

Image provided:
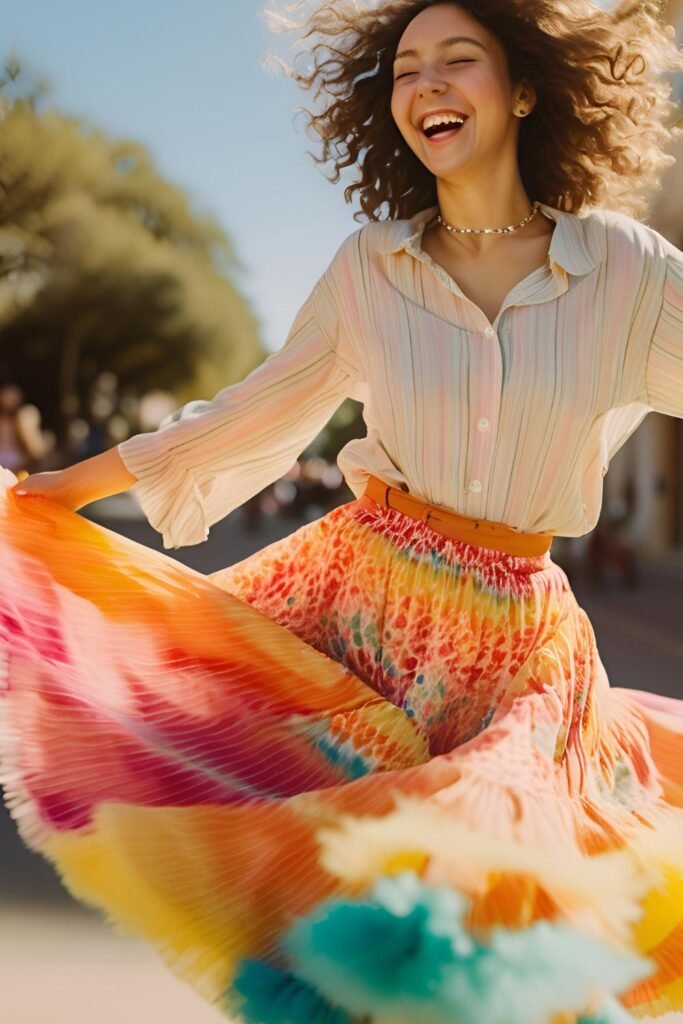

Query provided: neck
[431,182,547,256]
[436,182,536,235]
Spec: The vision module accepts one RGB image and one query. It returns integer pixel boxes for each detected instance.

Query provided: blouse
[116,200,683,550]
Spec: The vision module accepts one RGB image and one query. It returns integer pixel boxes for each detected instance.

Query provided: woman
[2,1,683,1022]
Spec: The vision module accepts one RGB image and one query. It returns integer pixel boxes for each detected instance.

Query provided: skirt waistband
[358,474,554,557]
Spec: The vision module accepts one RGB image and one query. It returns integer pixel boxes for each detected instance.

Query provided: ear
[515,81,537,112]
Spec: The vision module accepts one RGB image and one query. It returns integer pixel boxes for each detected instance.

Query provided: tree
[0,55,267,447]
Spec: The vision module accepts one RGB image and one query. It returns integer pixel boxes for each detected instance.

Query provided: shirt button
[469,479,482,493]
[477,417,490,431]
[399,482,409,492]
[483,325,495,337]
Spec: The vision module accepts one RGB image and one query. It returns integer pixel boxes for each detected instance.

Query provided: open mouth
[423,118,468,142]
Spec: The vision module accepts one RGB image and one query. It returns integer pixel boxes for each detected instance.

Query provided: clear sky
[1,0,361,354]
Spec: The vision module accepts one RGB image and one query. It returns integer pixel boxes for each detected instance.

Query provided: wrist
[65,446,138,505]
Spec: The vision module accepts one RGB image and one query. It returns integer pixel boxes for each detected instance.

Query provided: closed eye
[394,59,475,81]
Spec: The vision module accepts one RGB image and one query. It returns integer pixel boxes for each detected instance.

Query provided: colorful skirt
[1,464,682,1024]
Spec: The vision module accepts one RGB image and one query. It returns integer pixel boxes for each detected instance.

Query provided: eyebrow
[394,36,487,62]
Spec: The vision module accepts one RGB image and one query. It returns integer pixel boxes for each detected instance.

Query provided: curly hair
[259,0,683,221]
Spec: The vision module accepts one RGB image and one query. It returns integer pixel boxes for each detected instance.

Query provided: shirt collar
[377,201,595,276]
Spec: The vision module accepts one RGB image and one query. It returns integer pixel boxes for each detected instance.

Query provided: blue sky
[1,0,360,353]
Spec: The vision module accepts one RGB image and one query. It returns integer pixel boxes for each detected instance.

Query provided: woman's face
[390,2,530,180]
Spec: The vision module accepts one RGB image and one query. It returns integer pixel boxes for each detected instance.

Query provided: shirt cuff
[118,433,209,549]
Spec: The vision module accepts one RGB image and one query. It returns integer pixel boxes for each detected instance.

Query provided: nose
[416,71,448,94]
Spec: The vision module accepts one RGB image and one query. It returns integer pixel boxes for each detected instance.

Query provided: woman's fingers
[11,470,85,510]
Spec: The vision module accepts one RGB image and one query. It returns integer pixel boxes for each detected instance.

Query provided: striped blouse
[117,201,683,549]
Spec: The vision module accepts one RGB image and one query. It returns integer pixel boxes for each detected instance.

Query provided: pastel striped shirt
[117,201,683,549]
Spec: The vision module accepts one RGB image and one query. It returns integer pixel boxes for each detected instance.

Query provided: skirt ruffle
[0,465,682,1024]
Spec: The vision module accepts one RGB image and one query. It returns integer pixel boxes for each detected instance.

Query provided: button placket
[465,323,502,509]
[405,238,520,512]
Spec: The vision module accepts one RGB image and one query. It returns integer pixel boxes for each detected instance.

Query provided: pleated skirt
[1,464,682,1024]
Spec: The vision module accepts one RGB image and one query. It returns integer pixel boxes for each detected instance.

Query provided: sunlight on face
[390,2,525,176]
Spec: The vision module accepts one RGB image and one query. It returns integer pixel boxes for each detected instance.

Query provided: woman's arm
[114,262,360,549]
[14,235,361,542]
[645,240,683,417]
[13,445,138,510]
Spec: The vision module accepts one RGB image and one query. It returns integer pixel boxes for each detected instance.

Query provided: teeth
[422,112,465,131]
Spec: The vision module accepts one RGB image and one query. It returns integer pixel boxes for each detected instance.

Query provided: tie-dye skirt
[0,464,682,1024]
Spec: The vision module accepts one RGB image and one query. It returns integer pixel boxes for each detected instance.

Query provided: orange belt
[358,474,554,557]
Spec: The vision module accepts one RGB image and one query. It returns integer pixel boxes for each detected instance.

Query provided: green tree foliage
[0,56,268,445]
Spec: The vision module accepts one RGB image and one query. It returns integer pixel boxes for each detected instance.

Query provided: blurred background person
[0,382,54,474]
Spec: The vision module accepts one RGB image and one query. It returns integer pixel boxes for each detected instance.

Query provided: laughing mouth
[421,113,469,139]
[423,120,468,141]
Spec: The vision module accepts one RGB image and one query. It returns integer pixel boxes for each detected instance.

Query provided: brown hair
[259,0,683,221]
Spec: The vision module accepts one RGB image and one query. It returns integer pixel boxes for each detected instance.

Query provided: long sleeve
[645,240,683,418]
[117,259,361,549]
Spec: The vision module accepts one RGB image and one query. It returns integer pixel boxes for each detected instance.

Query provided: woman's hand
[12,446,139,510]
[12,468,92,511]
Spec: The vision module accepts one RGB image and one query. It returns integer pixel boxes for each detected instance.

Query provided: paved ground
[0,905,223,1024]
[1,497,681,1022]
